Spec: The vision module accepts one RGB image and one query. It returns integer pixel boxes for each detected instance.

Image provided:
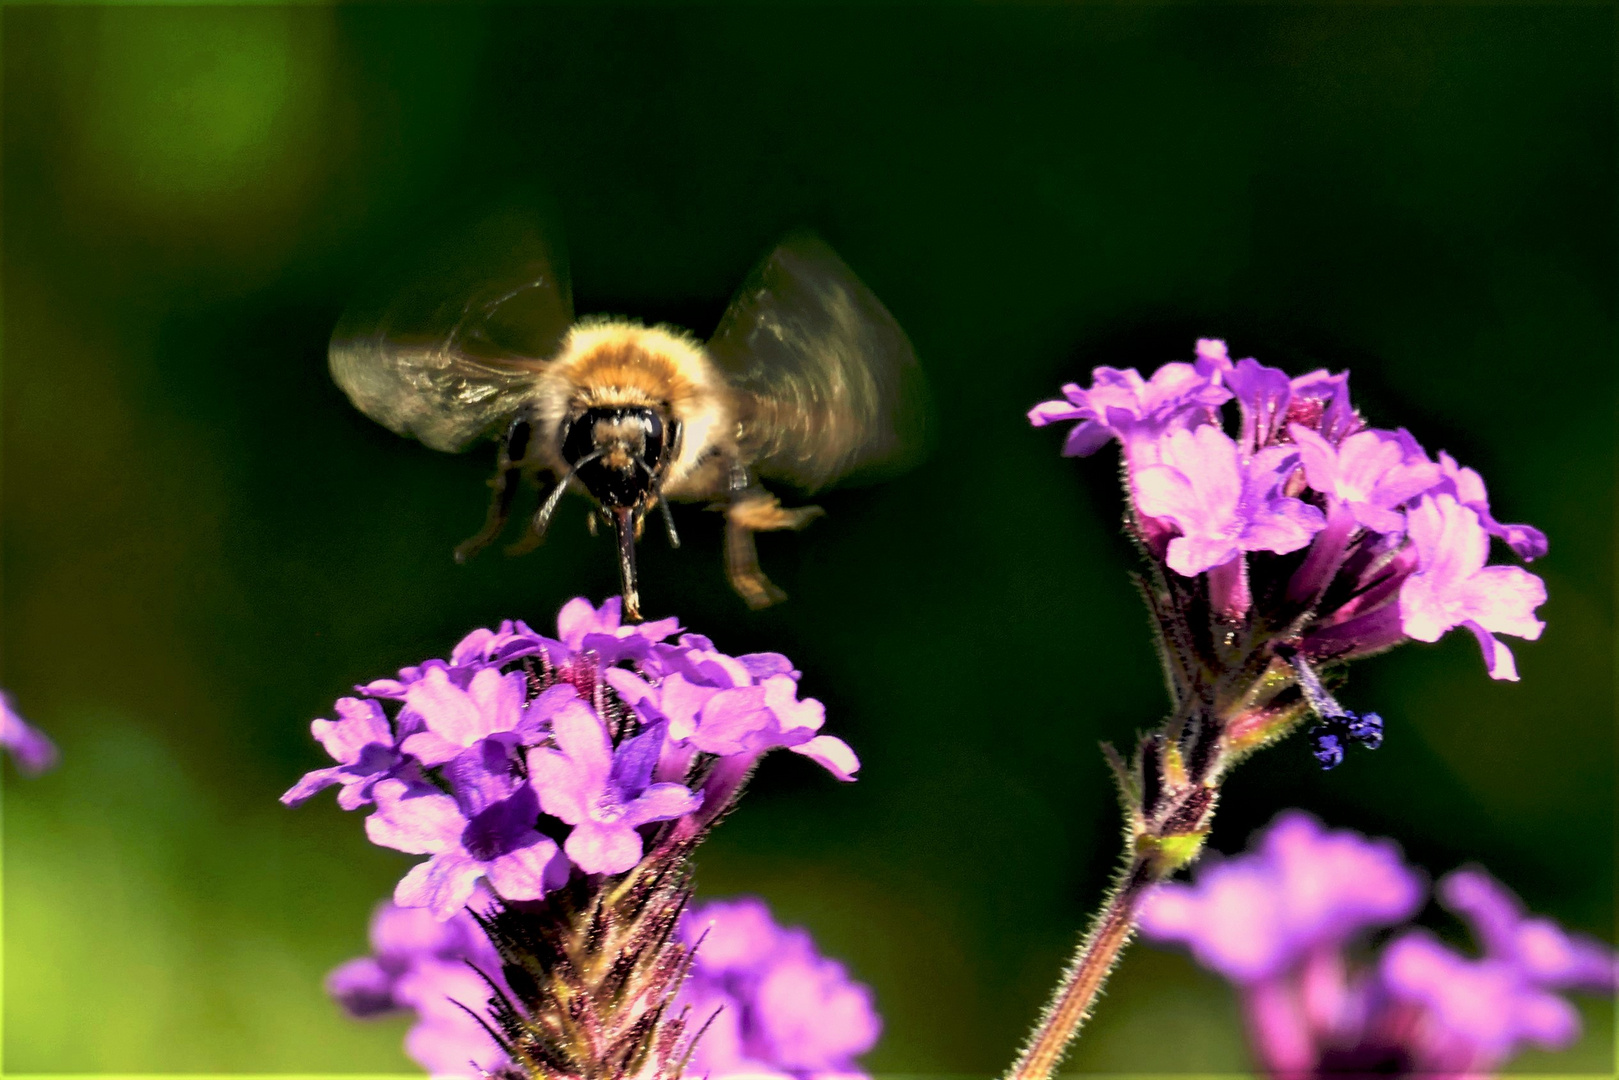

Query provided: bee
[329,204,926,621]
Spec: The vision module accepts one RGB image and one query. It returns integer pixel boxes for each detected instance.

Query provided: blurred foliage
[2,6,1612,1075]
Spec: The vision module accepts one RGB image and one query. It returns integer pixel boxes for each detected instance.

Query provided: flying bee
[329,205,926,621]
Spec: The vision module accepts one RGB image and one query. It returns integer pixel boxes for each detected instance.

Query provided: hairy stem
[1006,856,1157,1080]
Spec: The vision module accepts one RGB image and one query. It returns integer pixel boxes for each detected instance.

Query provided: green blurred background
[3,6,1612,1075]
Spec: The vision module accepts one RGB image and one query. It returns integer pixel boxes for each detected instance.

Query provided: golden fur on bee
[533,318,735,496]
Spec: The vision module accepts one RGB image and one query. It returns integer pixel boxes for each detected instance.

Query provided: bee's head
[561,405,679,509]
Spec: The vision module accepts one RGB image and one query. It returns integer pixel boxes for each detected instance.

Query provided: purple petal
[394,851,485,920]
[466,668,525,734]
[0,693,58,776]
[402,667,488,756]
[1062,420,1114,457]
[609,722,667,797]
[738,652,799,679]
[1227,358,1292,450]
[326,957,400,1017]
[397,960,513,1072]
[764,675,825,734]
[1165,536,1241,578]
[1460,566,1548,641]
[444,740,522,817]
[1195,338,1232,373]
[657,673,718,742]
[366,780,466,855]
[484,836,562,901]
[527,746,588,825]
[1464,621,1520,682]
[370,900,473,960]
[516,683,585,741]
[557,596,617,649]
[313,698,393,764]
[693,686,773,755]
[548,698,613,788]
[1289,422,1339,495]
[1495,522,1549,562]
[1027,399,1085,426]
[397,730,463,767]
[449,626,498,667]
[564,818,645,876]
[1240,497,1326,557]
[603,668,658,711]
[525,702,613,827]
[281,765,347,808]
[622,781,701,827]
[790,735,861,781]
[1131,465,1202,528]
[754,951,883,1070]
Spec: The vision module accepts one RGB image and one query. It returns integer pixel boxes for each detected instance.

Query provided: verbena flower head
[1141,812,1618,1078]
[327,893,513,1074]
[330,894,882,1079]
[288,598,861,1079]
[1032,341,1545,679]
[1032,341,1547,794]
[1,690,58,776]
[1138,810,1421,983]
[679,897,883,1077]
[285,596,857,919]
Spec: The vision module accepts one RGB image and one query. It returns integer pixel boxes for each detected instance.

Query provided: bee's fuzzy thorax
[538,318,730,484]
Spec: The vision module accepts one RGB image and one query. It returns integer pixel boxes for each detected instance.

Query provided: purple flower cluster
[1140,812,1618,1078]
[1,690,57,776]
[1030,340,1547,682]
[284,597,857,920]
[330,894,881,1079]
[327,890,513,1075]
[678,897,882,1079]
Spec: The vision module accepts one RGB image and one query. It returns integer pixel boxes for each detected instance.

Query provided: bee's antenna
[657,495,680,549]
[611,506,643,623]
[509,450,603,556]
[634,459,681,550]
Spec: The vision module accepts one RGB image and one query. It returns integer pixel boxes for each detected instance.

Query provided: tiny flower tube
[1140,812,1618,1077]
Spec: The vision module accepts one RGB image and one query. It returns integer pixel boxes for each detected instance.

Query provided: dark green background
[3,6,1612,1074]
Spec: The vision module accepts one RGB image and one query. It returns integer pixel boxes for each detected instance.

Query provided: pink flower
[1131,425,1325,576]
[1398,494,1546,680]
[1289,424,1441,535]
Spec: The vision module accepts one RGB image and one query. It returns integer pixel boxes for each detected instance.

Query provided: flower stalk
[1007,856,1154,1080]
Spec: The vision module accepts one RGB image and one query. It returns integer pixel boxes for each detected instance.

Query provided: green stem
[1005,856,1157,1080]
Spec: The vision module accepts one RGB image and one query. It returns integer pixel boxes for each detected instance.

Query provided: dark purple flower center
[461,785,541,862]
[350,742,399,774]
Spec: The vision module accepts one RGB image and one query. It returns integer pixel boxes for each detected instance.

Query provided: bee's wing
[329,203,574,453]
[706,233,927,492]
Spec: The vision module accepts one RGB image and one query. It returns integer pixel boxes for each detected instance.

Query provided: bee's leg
[454,418,533,564]
[723,488,825,609]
